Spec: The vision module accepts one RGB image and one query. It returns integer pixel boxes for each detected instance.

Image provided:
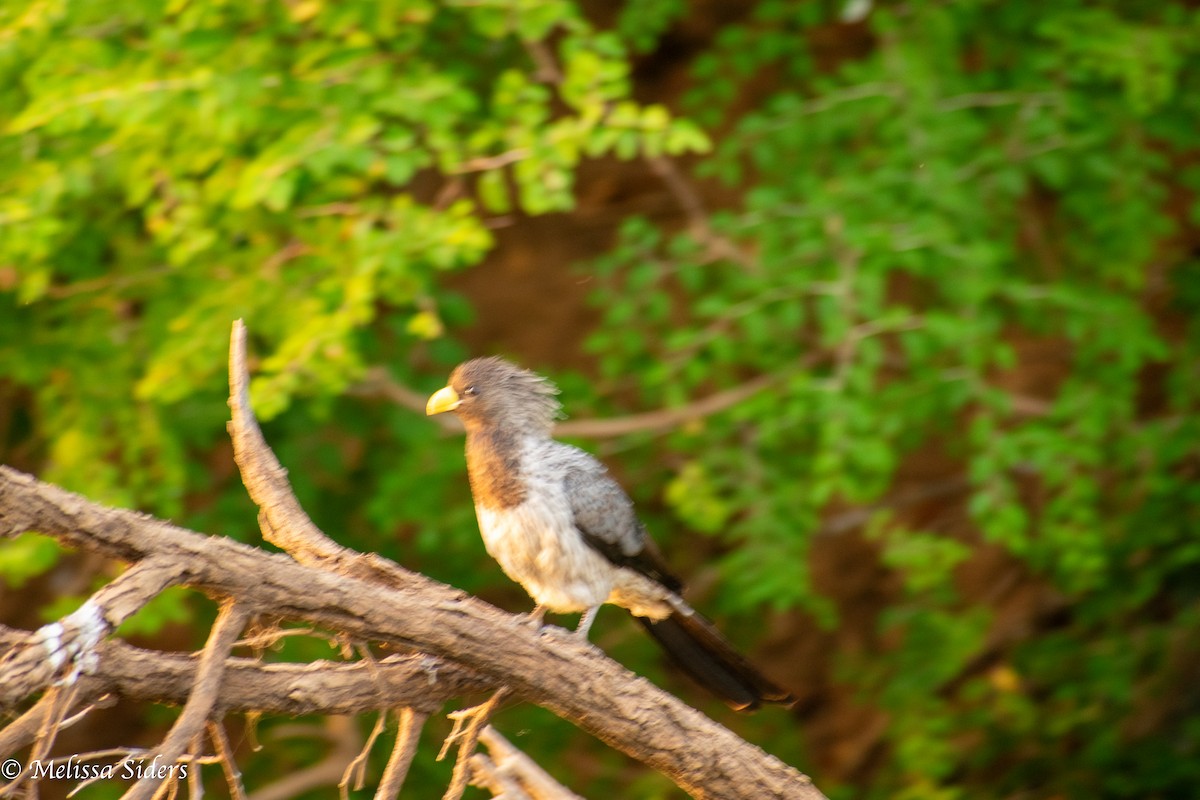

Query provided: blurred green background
[2,0,1199,798]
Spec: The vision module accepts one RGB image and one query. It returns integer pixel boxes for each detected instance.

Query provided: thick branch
[0,626,490,758]
[0,467,821,799]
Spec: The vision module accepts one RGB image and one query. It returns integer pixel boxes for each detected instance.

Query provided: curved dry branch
[228,321,434,596]
[0,318,824,800]
[228,321,360,566]
[0,465,818,798]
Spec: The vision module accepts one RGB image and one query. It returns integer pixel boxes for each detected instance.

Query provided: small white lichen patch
[66,599,106,675]
[35,599,108,685]
[36,622,66,671]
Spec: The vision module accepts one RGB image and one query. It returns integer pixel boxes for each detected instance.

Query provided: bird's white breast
[474,468,613,614]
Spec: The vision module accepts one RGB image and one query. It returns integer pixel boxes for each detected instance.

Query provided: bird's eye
[462,386,478,397]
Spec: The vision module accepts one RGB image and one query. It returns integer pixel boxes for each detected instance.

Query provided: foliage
[0,0,705,516]
[588,1,1200,797]
[0,532,61,588]
[2,0,1199,798]
[0,0,706,793]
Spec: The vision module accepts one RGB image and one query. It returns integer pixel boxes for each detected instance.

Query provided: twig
[149,775,176,800]
[0,690,63,762]
[451,148,531,174]
[340,712,387,799]
[50,748,150,765]
[297,202,360,218]
[818,477,971,537]
[30,684,79,769]
[0,685,80,798]
[478,726,586,800]
[243,712,263,753]
[556,375,776,439]
[208,721,247,800]
[235,625,315,650]
[187,734,205,800]
[375,708,427,800]
[63,750,152,798]
[58,695,117,731]
[259,241,309,279]
[440,688,512,800]
[123,601,250,800]
[644,156,753,270]
[524,39,563,84]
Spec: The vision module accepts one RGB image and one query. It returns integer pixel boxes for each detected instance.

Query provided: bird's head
[426,357,561,435]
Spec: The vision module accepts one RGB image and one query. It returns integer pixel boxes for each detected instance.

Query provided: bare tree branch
[228,320,357,567]
[0,557,187,707]
[0,628,489,759]
[0,465,817,798]
[228,322,440,597]
[340,711,388,799]
[123,601,250,800]
[470,752,535,800]
[0,318,825,800]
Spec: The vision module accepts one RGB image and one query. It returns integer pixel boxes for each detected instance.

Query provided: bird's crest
[452,356,562,433]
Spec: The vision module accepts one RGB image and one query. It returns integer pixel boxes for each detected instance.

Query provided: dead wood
[0,320,824,800]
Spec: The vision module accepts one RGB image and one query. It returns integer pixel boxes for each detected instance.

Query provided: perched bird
[427,357,794,711]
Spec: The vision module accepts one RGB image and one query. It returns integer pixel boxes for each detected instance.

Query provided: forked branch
[0,320,823,800]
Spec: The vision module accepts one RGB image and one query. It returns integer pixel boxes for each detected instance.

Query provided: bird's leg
[576,606,599,639]
[525,604,547,630]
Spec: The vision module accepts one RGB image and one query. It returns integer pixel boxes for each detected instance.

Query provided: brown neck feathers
[465,429,527,509]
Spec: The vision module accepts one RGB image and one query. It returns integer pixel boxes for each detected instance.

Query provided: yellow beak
[426,385,461,415]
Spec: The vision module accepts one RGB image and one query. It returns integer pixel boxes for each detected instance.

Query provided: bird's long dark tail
[638,608,795,711]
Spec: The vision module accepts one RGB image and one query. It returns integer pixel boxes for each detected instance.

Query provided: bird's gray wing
[562,458,683,594]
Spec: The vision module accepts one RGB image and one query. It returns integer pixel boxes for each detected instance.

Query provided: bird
[426,356,794,711]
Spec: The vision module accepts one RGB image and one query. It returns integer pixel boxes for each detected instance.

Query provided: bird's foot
[524,605,547,631]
